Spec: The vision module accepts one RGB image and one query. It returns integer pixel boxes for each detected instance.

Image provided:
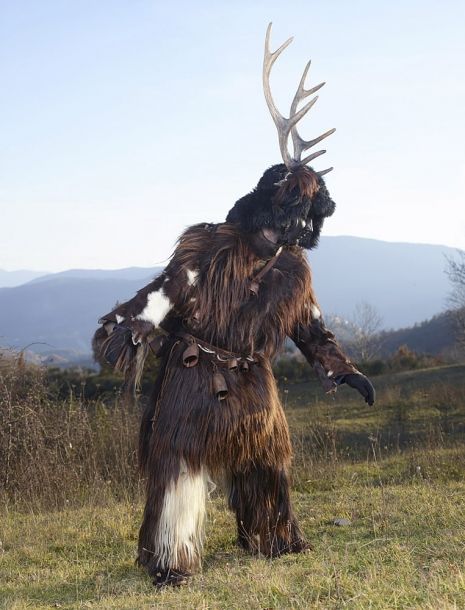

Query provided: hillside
[310,236,456,328]
[378,311,458,356]
[28,266,159,284]
[0,276,158,355]
[0,269,47,287]
[325,310,459,358]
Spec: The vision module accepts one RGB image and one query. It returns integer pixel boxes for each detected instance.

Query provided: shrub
[0,354,142,510]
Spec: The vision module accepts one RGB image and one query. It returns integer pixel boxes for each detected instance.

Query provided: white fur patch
[310,304,321,320]
[186,268,198,286]
[154,461,209,569]
[135,287,172,327]
[115,314,124,324]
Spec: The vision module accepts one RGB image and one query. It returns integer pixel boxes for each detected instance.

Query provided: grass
[1,363,465,609]
[2,471,465,609]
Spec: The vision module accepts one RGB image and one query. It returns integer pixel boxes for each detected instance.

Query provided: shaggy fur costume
[93,164,373,587]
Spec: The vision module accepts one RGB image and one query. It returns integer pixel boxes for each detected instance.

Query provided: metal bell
[212,372,228,400]
[228,358,238,371]
[182,342,199,367]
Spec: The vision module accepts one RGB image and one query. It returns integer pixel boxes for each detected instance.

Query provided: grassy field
[1,364,465,609]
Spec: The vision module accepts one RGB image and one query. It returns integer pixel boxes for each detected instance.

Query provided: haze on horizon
[1,0,464,273]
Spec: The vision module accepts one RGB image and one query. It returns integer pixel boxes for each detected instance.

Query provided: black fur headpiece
[226,164,335,250]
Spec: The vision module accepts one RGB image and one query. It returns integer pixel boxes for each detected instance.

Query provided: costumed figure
[93,24,375,588]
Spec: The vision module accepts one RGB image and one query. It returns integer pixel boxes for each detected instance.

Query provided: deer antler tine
[301,149,327,165]
[307,128,336,146]
[295,128,337,160]
[298,60,312,90]
[305,81,326,97]
[265,23,293,65]
[293,61,326,107]
[318,167,334,176]
[288,95,319,129]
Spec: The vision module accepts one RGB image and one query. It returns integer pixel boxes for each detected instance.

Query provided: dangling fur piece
[93,321,151,394]
[272,165,320,206]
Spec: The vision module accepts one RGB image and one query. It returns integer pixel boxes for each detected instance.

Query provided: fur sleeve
[92,271,168,389]
[291,308,359,393]
[92,223,212,384]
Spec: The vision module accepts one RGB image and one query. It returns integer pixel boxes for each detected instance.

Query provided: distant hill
[0,273,161,358]
[0,236,461,362]
[323,310,458,358]
[378,311,458,357]
[28,267,160,285]
[0,269,48,288]
[310,236,458,329]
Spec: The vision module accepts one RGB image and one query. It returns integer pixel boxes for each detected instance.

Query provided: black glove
[335,373,375,406]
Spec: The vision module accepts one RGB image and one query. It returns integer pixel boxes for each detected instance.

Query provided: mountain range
[0,236,460,364]
[0,269,48,287]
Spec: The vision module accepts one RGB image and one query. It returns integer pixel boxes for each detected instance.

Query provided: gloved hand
[335,373,375,406]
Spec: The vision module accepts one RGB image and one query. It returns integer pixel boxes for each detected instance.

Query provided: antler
[263,23,335,175]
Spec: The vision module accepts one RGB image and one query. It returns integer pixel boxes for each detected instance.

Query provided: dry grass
[2,472,465,609]
[0,356,141,510]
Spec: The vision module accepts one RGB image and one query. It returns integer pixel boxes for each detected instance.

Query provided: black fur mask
[226,164,336,251]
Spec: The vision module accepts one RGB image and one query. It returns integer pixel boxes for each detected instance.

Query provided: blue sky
[1,0,464,271]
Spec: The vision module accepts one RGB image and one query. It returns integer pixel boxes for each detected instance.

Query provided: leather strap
[249,246,283,296]
[175,331,257,364]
